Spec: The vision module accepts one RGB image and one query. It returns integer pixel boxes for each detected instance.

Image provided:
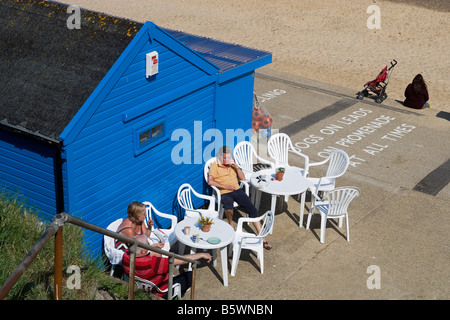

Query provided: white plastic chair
[267,133,309,175]
[134,275,181,300]
[306,149,350,227]
[103,218,125,276]
[233,141,275,206]
[306,187,360,243]
[307,149,350,194]
[203,157,250,219]
[231,211,274,276]
[142,202,178,247]
[267,133,310,207]
[177,183,219,219]
[233,141,275,181]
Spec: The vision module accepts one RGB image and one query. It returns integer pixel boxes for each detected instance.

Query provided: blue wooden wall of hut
[0,130,59,221]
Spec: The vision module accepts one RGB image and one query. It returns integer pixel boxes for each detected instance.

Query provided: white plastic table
[175,218,235,286]
[250,167,313,228]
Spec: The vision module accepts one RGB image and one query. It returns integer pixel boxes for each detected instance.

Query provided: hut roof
[0,0,140,141]
[165,29,270,73]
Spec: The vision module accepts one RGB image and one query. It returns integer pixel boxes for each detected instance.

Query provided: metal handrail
[0,212,198,300]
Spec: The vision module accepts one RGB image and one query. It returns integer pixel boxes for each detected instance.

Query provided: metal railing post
[128,241,137,300]
[167,256,175,300]
[54,226,63,300]
[52,213,66,300]
[190,262,197,300]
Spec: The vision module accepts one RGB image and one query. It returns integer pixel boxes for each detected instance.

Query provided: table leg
[220,246,228,286]
[177,243,186,270]
[299,191,306,228]
[271,194,277,213]
[269,194,277,234]
[178,243,185,256]
[255,190,262,211]
[212,249,217,267]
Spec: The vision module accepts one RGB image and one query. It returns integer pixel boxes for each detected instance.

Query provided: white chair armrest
[210,185,222,209]
[289,148,310,176]
[236,215,265,233]
[143,201,178,232]
[190,187,216,211]
[310,189,322,201]
[242,168,253,181]
[308,158,329,167]
[239,180,250,196]
[161,214,177,232]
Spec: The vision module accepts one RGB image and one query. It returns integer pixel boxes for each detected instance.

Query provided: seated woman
[115,201,164,252]
[404,74,430,109]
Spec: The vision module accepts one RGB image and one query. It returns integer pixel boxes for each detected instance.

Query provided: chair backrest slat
[268,133,291,167]
[257,211,274,237]
[204,157,217,183]
[326,187,360,217]
[234,141,254,174]
[325,149,350,178]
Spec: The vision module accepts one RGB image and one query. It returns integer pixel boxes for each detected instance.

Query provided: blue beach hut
[0,0,271,255]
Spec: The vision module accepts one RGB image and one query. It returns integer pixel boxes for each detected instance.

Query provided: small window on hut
[134,118,167,156]
[139,123,163,144]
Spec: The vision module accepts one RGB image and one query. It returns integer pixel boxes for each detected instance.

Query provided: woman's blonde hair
[127,201,146,224]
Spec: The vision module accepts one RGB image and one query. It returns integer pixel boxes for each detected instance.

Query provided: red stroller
[356,59,397,103]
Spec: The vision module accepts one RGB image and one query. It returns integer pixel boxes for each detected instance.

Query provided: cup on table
[184,226,191,235]
[192,234,199,243]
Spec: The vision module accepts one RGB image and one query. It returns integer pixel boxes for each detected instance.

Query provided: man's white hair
[134,234,149,255]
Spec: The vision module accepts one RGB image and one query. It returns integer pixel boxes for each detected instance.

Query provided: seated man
[122,234,211,299]
[208,146,272,249]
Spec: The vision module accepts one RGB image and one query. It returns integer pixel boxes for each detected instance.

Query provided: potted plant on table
[198,215,214,232]
[276,167,285,181]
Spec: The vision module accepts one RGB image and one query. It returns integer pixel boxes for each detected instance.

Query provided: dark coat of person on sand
[404,74,430,109]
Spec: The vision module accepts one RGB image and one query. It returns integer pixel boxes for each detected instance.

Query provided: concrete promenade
[186,69,449,300]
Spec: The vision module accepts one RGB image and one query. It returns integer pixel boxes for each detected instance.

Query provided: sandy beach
[58,0,449,112]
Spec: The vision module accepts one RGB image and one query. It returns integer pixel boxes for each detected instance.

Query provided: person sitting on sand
[404,74,430,109]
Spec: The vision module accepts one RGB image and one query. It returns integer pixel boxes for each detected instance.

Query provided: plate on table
[207,237,221,244]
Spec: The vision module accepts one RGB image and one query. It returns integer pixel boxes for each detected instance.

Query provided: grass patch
[0,194,154,300]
